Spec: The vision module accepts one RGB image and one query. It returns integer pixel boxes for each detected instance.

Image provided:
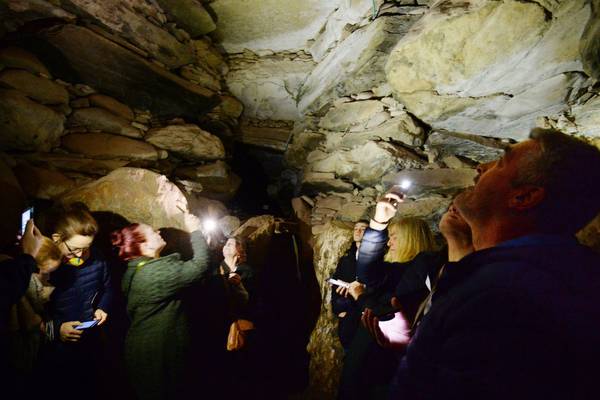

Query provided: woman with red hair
[111,221,209,400]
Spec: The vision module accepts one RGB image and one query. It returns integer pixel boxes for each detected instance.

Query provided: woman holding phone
[112,220,209,400]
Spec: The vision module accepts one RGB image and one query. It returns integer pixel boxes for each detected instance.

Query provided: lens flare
[203,218,217,232]
[400,179,412,190]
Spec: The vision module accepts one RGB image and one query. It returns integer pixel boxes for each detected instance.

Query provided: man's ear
[51,233,61,243]
[509,185,545,211]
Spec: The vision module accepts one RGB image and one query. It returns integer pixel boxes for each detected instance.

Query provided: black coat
[391,235,600,400]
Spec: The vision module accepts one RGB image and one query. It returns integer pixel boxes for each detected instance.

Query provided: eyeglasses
[63,240,89,257]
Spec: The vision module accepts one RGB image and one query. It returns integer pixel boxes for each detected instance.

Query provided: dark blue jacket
[49,246,113,336]
[391,235,600,400]
[331,244,361,349]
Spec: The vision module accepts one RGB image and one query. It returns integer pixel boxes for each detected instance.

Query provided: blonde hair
[35,236,62,266]
[384,217,437,263]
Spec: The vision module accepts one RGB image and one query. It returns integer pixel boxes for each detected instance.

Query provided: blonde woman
[384,218,437,264]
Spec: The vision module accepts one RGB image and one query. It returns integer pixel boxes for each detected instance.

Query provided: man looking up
[388,128,600,400]
[331,220,368,351]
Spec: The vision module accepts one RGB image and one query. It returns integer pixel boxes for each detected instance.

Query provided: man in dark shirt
[372,128,600,400]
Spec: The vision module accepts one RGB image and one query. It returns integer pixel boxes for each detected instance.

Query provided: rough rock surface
[572,96,600,137]
[383,168,478,196]
[14,153,129,176]
[42,25,217,119]
[227,55,314,121]
[0,70,69,105]
[68,108,143,138]
[0,47,51,77]
[425,131,505,164]
[13,163,75,200]
[145,124,225,160]
[299,15,417,113]
[386,0,600,139]
[155,0,216,37]
[88,94,134,121]
[62,133,159,161]
[60,167,200,231]
[0,89,65,152]
[211,0,341,53]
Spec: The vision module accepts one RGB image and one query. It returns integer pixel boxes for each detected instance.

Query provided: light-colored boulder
[319,100,385,131]
[88,94,134,121]
[155,0,216,37]
[0,47,51,77]
[285,130,326,169]
[175,162,241,201]
[0,70,68,105]
[175,161,229,179]
[0,89,64,152]
[572,96,600,137]
[13,164,75,200]
[299,15,417,113]
[211,0,342,53]
[62,133,159,160]
[311,141,425,187]
[301,172,354,194]
[68,108,143,138]
[60,167,201,231]
[180,64,221,92]
[386,0,599,139]
[227,56,314,121]
[145,124,225,160]
[193,38,227,73]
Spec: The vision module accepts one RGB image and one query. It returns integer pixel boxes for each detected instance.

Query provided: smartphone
[21,206,34,235]
[75,320,99,330]
[327,278,350,289]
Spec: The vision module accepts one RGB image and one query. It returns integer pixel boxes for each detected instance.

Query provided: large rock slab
[319,100,385,131]
[174,161,241,201]
[0,47,51,77]
[155,0,216,37]
[60,167,201,231]
[227,56,315,121]
[42,24,218,119]
[145,124,225,160]
[386,0,599,139]
[211,0,341,53]
[88,94,134,121]
[0,89,64,151]
[382,168,477,196]
[0,69,68,105]
[62,133,159,160]
[310,141,425,187]
[68,108,142,138]
[14,153,129,176]
[13,163,75,200]
[298,15,417,113]
[572,96,600,137]
[59,0,193,68]
[425,131,505,164]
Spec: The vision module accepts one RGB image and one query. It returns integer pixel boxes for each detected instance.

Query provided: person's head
[455,128,600,242]
[35,236,62,273]
[51,203,98,260]
[111,223,166,260]
[353,221,369,243]
[222,236,247,264]
[439,203,472,243]
[385,217,437,263]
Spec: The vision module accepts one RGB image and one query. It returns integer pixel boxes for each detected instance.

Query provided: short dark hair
[517,128,600,234]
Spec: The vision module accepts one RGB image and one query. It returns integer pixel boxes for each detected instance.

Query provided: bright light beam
[400,179,412,190]
[203,218,217,232]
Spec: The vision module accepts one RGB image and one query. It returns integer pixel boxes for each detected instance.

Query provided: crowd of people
[331,128,600,399]
[2,128,600,400]
[0,204,306,399]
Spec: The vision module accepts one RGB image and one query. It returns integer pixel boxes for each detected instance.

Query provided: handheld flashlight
[203,218,217,233]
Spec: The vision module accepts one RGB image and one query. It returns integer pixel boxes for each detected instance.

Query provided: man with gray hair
[389,128,600,399]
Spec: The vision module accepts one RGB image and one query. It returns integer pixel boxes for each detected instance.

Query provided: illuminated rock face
[60,167,200,231]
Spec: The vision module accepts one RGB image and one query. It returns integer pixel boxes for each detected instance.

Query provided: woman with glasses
[38,202,113,398]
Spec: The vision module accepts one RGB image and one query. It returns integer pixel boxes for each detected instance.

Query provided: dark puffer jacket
[49,246,113,335]
[391,235,600,400]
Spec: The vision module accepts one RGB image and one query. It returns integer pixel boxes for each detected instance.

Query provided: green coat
[122,230,209,400]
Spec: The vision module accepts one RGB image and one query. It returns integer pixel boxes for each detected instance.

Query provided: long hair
[35,236,62,266]
[385,218,437,263]
[111,223,146,261]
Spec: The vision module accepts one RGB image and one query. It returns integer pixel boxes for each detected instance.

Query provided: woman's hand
[94,309,108,326]
[373,192,403,224]
[228,273,241,285]
[335,285,349,297]
[60,321,83,342]
[348,281,366,300]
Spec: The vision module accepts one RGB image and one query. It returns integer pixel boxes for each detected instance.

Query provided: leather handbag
[226,319,255,351]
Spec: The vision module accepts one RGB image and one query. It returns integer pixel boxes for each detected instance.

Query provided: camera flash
[400,179,412,190]
[203,218,217,232]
